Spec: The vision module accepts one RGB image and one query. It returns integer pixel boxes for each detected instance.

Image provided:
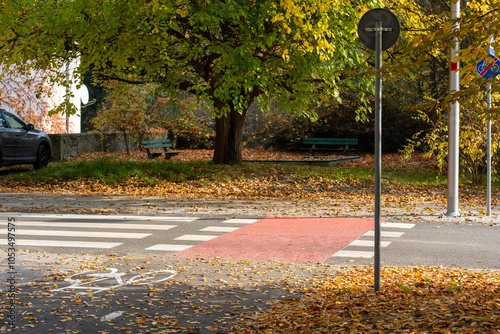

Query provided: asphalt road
[0,197,499,333]
[0,212,498,269]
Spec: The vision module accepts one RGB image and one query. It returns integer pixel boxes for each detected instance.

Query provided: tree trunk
[123,130,130,155]
[212,102,247,165]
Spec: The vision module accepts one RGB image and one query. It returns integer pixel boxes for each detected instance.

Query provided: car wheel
[33,144,50,170]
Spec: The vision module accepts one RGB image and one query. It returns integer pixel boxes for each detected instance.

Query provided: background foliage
[148,94,214,149]
[91,82,150,154]
[2,0,500,181]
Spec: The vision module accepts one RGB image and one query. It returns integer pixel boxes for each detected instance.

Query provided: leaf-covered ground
[0,149,494,207]
[1,149,499,333]
[236,266,500,333]
[2,253,499,334]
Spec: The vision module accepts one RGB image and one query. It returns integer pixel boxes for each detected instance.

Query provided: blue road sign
[477,54,500,78]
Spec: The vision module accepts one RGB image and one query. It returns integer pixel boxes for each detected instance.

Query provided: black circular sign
[358,8,400,51]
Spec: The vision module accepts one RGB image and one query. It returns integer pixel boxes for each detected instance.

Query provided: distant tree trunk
[122,129,130,155]
[212,101,247,165]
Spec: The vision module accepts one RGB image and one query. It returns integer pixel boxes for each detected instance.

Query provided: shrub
[166,111,214,149]
[245,89,428,152]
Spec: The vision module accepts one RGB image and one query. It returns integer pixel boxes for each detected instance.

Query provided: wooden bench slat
[300,138,358,152]
[140,139,180,160]
[141,139,171,144]
[142,144,173,149]
[302,138,358,144]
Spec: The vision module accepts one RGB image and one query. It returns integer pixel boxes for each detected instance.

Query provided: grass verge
[0,158,449,186]
[0,155,498,201]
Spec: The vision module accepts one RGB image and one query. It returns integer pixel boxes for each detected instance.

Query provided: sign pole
[487,34,493,217]
[358,8,400,292]
[475,38,498,216]
[447,0,460,216]
[374,20,382,292]
[487,83,492,216]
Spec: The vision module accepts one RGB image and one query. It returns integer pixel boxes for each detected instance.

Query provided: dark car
[0,109,52,169]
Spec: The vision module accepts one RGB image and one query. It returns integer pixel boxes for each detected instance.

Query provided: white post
[447,0,460,216]
[487,83,492,216]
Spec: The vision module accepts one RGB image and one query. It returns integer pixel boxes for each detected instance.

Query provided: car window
[4,112,26,130]
[0,114,6,128]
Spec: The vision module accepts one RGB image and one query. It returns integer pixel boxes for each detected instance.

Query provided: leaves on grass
[0,149,496,220]
[0,149,457,204]
[236,266,500,333]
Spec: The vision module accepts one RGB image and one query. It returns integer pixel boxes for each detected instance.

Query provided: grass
[1,154,498,206]
[384,169,447,186]
[7,159,205,185]
[2,150,499,195]
[0,156,474,189]
[2,158,256,185]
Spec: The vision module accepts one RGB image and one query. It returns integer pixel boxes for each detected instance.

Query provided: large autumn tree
[0,0,372,164]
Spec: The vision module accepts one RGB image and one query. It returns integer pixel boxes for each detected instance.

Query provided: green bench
[140,139,180,159]
[300,138,358,152]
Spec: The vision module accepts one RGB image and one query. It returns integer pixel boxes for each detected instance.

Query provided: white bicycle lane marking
[51,268,177,294]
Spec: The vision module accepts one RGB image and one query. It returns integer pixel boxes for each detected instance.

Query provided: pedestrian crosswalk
[175,234,218,241]
[0,214,186,249]
[331,222,415,258]
[144,244,193,251]
[0,213,195,221]
[17,222,178,230]
[3,239,123,249]
[145,218,259,252]
[199,226,240,233]
[0,213,413,262]
[8,229,152,238]
[0,213,258,252]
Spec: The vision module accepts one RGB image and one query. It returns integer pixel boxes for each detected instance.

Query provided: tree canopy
[5,0,500,167]
[0,0,372,164]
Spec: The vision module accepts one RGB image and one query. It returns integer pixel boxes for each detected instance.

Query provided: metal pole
[374,20,382,292]
[447,0,460,216]
[66,62,70,133]
[487,83,492,216]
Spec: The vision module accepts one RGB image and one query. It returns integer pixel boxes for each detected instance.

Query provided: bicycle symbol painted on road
[51,268,177,294]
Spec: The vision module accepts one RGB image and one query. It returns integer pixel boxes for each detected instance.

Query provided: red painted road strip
[174,217,378,263]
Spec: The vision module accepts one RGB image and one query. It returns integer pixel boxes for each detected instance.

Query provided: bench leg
[146,150,163,159]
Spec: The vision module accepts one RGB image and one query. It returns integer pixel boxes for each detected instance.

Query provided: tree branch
[96,74,146,85]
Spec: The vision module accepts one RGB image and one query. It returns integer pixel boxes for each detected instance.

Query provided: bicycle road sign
[476,54,500,78]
